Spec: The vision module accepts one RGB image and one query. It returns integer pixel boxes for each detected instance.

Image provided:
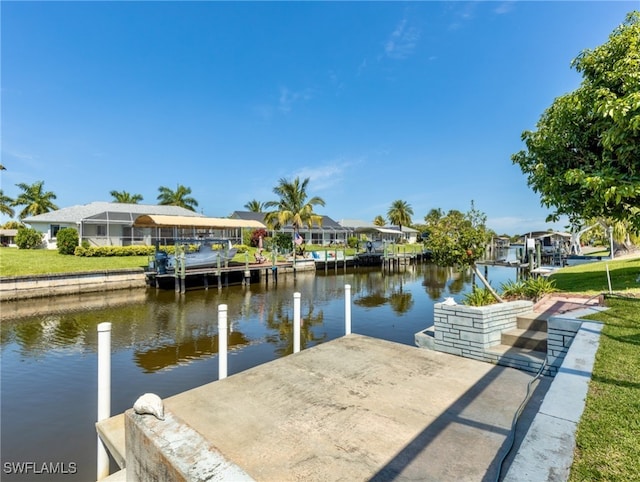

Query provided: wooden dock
[144,261,302,292]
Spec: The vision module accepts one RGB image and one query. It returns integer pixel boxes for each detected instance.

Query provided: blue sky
[2,1,637,234]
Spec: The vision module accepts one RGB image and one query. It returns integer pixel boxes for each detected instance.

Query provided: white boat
[155,239,237,273]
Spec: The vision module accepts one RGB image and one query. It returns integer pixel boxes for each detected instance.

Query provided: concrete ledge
[96,414,126,469]
[125,409,253,482]
[100,468,127,481]
[503,320,603,481]
[0,269,146,301]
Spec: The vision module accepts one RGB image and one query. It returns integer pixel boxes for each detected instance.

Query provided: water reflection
[134,330,251,373]
[0,262,517,482]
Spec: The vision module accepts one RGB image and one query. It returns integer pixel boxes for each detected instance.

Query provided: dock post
[345,284,351,335]
[180,251,186,294]
[97,322,111,481]
[293,292,301,353]
[218,304,228,380]
[216,256,221,290]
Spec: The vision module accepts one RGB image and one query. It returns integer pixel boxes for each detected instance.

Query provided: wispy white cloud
[357,58,367,76]
[278,86,313,113]
[447,2,478,31]
[252,104,274,121]
[328,69,345,94]
[293,157,362,192]
[494,2,515,15]
[384,17,421,60]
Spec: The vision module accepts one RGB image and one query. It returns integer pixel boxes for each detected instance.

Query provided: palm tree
[373,215,386,226]
[387,199,413,232]
[424,208,443,225]
[244,199,264,212]
[263,177,326,234]
[157,184,198,211]
[0,190,15,217]
[12,181,59,219]
[110,190,143,204]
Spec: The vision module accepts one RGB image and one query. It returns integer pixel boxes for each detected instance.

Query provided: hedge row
[73,244,248,257]
[74,246,155,257]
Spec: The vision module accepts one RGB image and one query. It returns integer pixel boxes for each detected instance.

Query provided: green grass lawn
[551,256,640,295]
[547,257,640,481]
[568,295,640,481]
[0,247,149,276]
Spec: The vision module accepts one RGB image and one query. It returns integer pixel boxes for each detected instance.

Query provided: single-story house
[338,219,419,243]
[0,229,18,247]
[23,202,204,249]
[231,211,352,246]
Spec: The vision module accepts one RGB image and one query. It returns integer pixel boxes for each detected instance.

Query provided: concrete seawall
[0,269,147,301]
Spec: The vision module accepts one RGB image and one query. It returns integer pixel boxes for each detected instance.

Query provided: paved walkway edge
[503,317,603,482]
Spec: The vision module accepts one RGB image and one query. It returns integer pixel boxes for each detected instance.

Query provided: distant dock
[144,261,305,292]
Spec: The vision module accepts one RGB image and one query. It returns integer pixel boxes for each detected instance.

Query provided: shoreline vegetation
[0,244,427,277]
[1,247,638,480]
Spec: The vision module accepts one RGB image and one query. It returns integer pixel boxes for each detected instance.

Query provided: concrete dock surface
[155,334,548,482]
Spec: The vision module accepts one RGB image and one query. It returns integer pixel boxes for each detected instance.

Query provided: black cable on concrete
[495,290,638,480]
[494,356,547,482]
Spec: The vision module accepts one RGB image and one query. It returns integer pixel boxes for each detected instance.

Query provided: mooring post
[97,322,111,481]
[180,250,186,294]
[218,304,228,380]
[345,284,352,335]
[293,292,301,353]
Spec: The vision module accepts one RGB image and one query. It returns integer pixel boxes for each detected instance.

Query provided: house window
[51,225,61,238]
[97,225,107,237]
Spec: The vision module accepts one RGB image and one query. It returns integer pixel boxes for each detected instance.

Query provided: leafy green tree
[157,184,198,211]
[110,190,143,203]
[424,202,502,302]
[244,199,264,212]
[0,190,15,217]
[15,227,43,249]
[387,200,413,232]
[272,232,293,253]
[12,181,59,219]
[373,215,386,226]
[512,12,640,231]
[264,177,326,234]
[56,227,79,255]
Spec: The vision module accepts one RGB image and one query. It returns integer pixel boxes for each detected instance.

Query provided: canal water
[1,262,516,481]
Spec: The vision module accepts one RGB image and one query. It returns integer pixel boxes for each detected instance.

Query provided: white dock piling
[345,284,352,335]
[293,292,301,353]
[218,304,228,380]
[97,322,111,481]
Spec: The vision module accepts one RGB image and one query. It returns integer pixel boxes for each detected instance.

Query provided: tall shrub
[57,227,79,255]
[15,227,43,249]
